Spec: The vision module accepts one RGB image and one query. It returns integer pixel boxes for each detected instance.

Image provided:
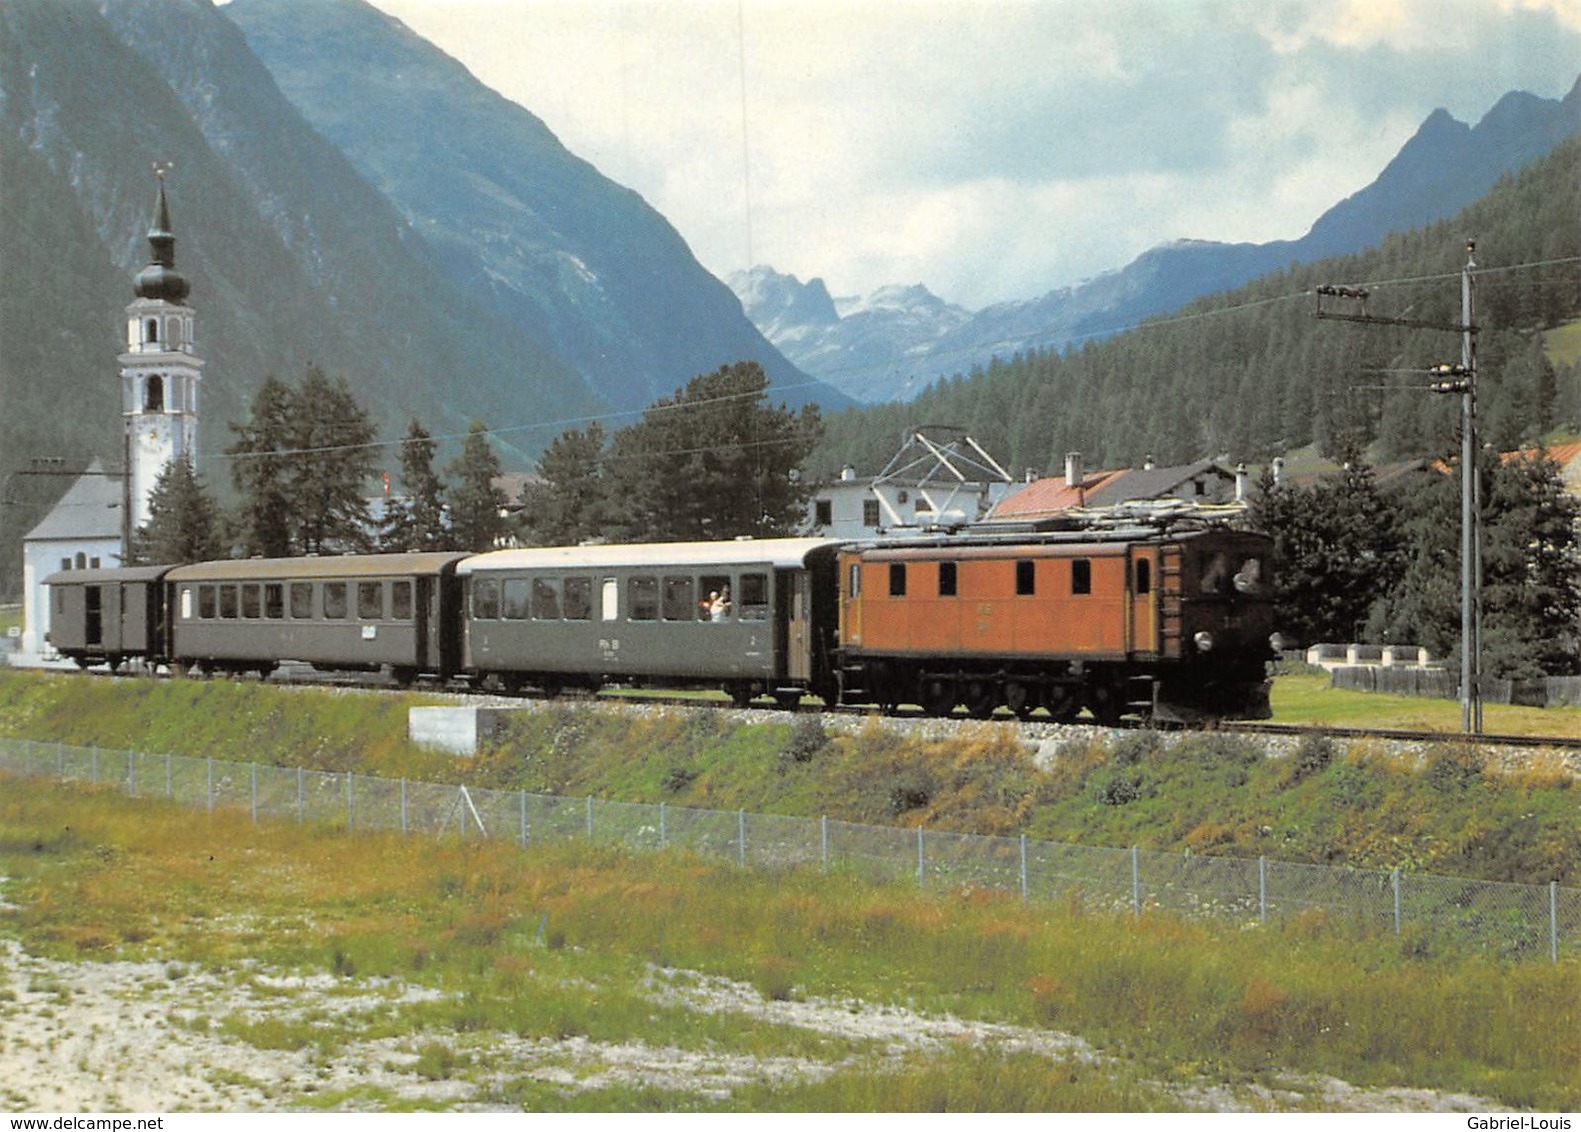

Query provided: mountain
[223,0,839,417]
[728,269,972,403]
[742,76,1581,404]
[0,0,842,597]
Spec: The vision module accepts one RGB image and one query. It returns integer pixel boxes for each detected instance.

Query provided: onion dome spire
[133,163,190,303]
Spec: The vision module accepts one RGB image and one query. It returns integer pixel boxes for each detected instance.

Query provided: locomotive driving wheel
[1003,680,1038,719]
[962,678,998,719]
[918,676,957,717]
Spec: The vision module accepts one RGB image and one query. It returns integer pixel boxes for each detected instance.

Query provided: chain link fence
[2,736,1575,963]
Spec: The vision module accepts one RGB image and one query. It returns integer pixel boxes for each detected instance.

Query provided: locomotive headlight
[1193,631,1214,652]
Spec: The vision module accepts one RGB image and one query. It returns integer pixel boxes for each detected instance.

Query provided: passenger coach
[458,539,843,705]
[165,553,467,682]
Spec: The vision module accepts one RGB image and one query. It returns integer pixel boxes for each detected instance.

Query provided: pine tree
[226,366,378,556]
[520,420,608,546]
[127,454,222,565]
[445,421,508,550]
[602,361,821,542]
[381,418,451,552]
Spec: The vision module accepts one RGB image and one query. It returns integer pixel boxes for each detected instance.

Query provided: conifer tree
[127,454,223,565]
[519,420,608,546]
[381,418,451,552]
[445,421,508,550]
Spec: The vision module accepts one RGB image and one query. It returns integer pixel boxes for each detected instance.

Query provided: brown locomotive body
[834,522,1276,722]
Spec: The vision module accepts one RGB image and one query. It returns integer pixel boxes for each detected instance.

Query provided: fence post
[401,778,408,836]
[659,801,666,849]
[520,789,528,847]
[738,809,747,868]
[127,750,135,796]
[91,745,98,783]
[1553,881,1560,965]
[166,752,172,799]
[206,756,213,814]
[346,771,354,831]
[1258,856,1267,923]
[251,762,258,824]
[821,815,829,872]
[916,827,925,887]
[57,740,64,780]
[296,766,304,823]
[1392,868,1402,936]
[1131,846,1141,919]
[1020,834,1028,904]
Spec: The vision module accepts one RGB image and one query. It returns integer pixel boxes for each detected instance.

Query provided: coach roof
[165,553,468,583]
[458,538,843,576]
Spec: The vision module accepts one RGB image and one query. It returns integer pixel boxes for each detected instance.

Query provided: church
[19,171,203,660]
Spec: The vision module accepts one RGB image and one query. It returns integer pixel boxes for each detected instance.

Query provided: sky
[365,0,1581,310]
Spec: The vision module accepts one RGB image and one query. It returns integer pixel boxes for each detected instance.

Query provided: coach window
[502,578,531,620]
[739,573,769,620]
[938,561,957,597]
[564,577,593,621]
[471,578,500,620]
[1072,559,1092,596]
[290,582,314,619]
[198,585,216,619]
[241,584,262,619]
[889,563,907,597]
[219,585,240,620]
[663,576,695,621]
[1016,560,1036,596]
[532,578,560,620]
[391,581,413,621]
[264,583,285,619]
[629,576,659,621]
[324,582,348,619]
[600,578,619,622]
[699,574,731,621]
[358,582,385,620]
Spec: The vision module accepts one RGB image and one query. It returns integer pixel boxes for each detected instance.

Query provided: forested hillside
[812,137,1581,478]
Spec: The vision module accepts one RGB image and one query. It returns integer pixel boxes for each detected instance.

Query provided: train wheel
[773,690,803,711]
[727,682,755,708]
[963,679,998,719]
[1045,685,1081,722]
[498,672,525,696]
[1003,680,1038,719]
[390,667,417,688]
[918,677,957,717]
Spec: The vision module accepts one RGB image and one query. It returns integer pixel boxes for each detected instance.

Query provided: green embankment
[0,668,1574,883]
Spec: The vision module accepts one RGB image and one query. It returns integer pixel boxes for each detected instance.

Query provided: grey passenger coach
[165,553,467,682]
[457,539,842,706]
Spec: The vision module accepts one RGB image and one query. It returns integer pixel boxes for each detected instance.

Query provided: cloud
[369,0,1581,308]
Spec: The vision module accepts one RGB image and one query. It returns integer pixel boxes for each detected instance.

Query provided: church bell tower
[119,166,202,534]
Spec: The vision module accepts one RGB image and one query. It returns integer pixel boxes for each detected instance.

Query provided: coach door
[85,585,103,647]
[784,570,812,682]
[1128,548,1159,657]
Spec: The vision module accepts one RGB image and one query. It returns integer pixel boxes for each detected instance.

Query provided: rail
[1,737,1575,963]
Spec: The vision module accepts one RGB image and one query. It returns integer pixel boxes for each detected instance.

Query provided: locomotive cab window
[1135,559,1151,595]
[938,561,957,597]
[889,563,907,597]
[1071,559,1092,595]
[1016,560,1036,596]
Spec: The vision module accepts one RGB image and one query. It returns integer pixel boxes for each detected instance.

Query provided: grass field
[1,781,1576,1111]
